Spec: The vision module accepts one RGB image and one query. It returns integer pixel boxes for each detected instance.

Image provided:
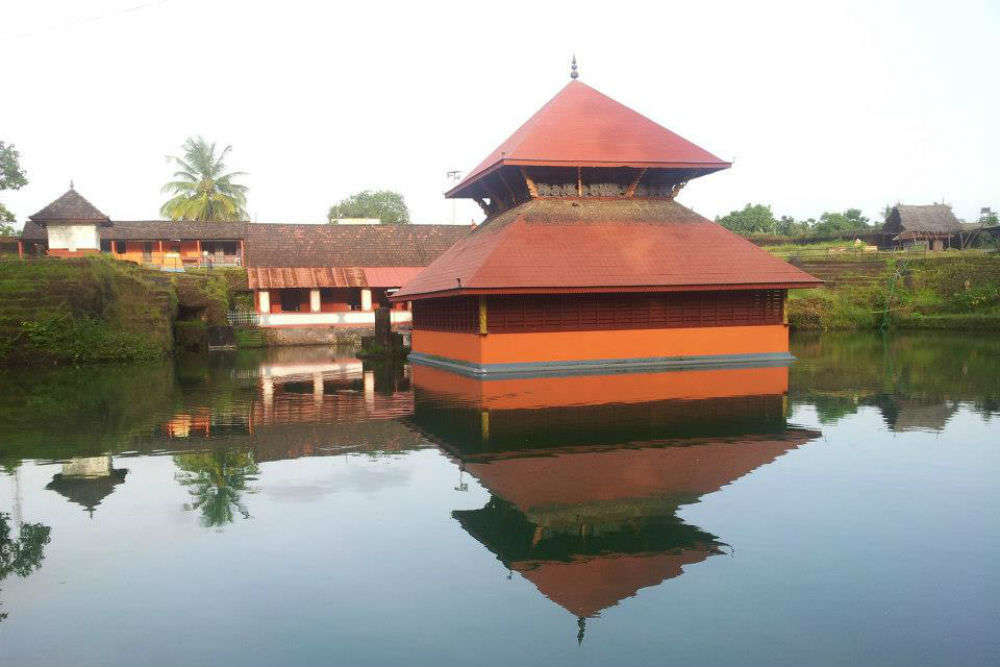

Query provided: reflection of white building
[45,455,128,518]
[256,350,411,425]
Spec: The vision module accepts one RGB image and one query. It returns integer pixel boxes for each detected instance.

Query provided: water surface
[0,334,997,666]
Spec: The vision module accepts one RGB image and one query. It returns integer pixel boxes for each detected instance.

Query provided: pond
[0,333,997,666]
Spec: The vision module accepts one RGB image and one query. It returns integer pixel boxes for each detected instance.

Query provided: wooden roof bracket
[625,168,648,197]
[519,167,539,198]
[498,169,519,204]
[577,167,583,196]
[473,197,493,216]
[669,180,688,200]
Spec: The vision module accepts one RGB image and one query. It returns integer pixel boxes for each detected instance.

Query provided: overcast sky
[2,0,997,227]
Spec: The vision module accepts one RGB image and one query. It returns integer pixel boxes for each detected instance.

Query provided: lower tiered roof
[393,199,822,300]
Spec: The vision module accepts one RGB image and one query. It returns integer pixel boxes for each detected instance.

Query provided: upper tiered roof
[447,80,730,199]
[28,186,111,225]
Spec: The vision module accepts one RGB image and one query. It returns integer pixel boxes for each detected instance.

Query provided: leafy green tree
[328,190,409,224]
[812,208,871,235]
[978,208,998,225]
[174,448,259,528]
[775,215,812,237]
[0,511,51,622]
[161,137,248,222]
[716,204,778,234]
[0,141,28,228]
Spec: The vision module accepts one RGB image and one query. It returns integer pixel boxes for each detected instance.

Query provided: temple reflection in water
[28,350,819,634]
[410,363,818,639]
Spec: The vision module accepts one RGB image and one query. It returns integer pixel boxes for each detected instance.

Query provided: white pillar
[261,375,274,420]
[360,288,372,312]
[364,370,375,411]
[310,289,321,313]
[258,290,270,313]
[313,372,324,406]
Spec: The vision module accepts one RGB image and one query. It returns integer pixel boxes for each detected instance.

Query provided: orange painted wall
[109,240,205,268]
[412,324,789,366]
[412,364,788,410]
[411,330,487,364]
[48,248,100,257]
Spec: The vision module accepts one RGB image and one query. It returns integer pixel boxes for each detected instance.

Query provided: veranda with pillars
[255,286,412,327]
[101,238,244,269]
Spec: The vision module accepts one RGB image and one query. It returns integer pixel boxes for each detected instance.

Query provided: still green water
[0,333,997,666]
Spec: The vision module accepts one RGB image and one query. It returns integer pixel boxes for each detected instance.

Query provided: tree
[716,204,778,234]
[775,215,811,237]
[327,190,409,224]
[978,208,998,226]
[0,141,28,229]
[174,448,259,528]
[812,208,871,235]
[0,511,51,622]
[160,137,248,222]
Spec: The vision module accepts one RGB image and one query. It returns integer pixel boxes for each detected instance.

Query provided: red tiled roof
[247,266,428,289]
[363,266,426,287]
[243,223,470,268]
[393,199,821,300]
[247,267,367,289]
[448,81,730,198]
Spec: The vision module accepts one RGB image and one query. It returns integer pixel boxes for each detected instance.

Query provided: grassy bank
[0,256,248,365]
[783,250,1000,330]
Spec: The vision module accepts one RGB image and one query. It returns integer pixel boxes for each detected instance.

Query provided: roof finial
[570,54,578,79]
[69,179,74,190]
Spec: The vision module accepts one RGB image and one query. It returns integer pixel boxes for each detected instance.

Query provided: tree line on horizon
[2,136,995,232]
[716,202,999,238]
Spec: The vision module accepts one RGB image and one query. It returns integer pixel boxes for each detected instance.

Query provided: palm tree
[160,137,248,221]
[174,448,259,528]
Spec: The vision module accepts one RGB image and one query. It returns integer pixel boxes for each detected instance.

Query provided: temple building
[20,186,469,330]
[393,68,821,375]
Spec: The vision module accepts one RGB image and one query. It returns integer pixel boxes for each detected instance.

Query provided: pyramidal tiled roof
[393,199,822,300]
[447,80,731,197]
[29,188,110,224]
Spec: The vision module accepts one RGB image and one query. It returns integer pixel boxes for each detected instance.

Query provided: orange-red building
[393,75,821,375]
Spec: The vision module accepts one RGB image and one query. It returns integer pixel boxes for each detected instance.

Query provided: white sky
[2,0,997,227]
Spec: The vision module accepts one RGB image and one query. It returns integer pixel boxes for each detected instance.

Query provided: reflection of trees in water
[0,511,51,622]
[790,332,1000,426]
[174,449,259,528]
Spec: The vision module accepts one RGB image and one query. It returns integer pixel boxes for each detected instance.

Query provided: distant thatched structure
[882,204,964,250]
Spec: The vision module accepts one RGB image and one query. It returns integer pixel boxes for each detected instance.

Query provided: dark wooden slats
[414,291,785,333]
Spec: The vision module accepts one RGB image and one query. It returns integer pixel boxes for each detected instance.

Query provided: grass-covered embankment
[779,249,1000,330]
[0,256,248,365]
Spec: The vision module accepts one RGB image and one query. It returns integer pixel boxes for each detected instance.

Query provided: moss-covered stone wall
[785,251,1000,330]
[0,256,250,365]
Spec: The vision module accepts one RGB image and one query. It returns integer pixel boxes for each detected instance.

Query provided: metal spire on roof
[570,54,578,79]
[69,180,74,190]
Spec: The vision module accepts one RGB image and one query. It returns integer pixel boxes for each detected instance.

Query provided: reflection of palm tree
[174,449,259,528]
[0,511,52,622]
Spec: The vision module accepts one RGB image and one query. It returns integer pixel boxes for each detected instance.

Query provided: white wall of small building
[46,223,100,251]
[258,310,411,327]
